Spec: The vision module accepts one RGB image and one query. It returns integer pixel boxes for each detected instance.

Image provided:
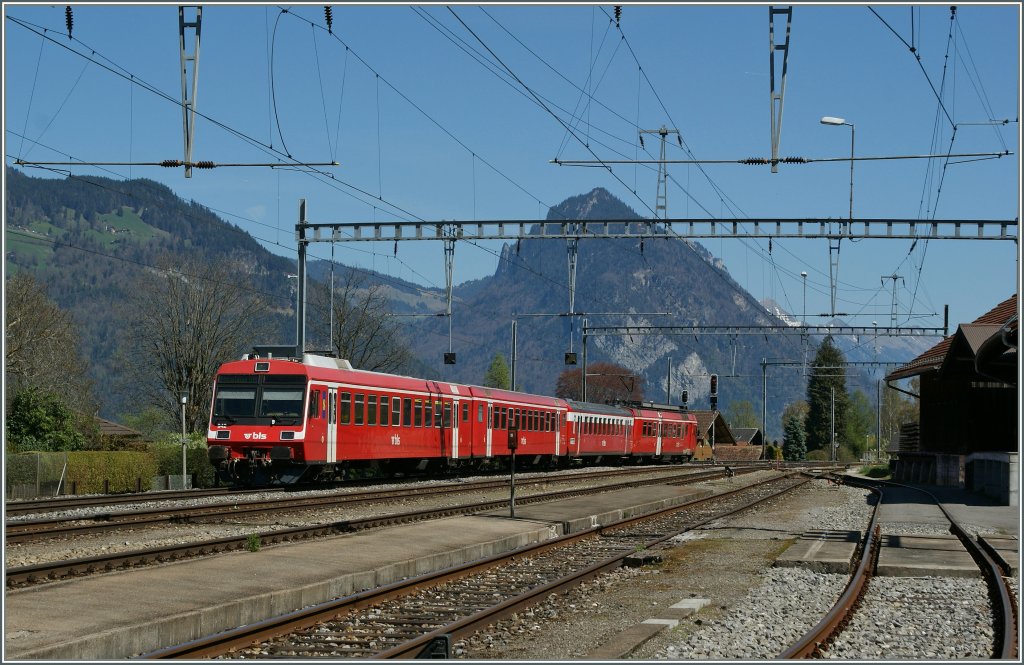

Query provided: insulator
[160,160,183,168]
[768,238,773,254]
[741,157,769,165]
[677,135,682,147]
[638,135,644,149]
[324,6,333,33]
[614,5,621,27]
[782,156,808,164]
[65,6,73,40]
[194,161,215,169]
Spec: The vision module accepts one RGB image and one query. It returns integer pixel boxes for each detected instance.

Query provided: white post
[180,392,189,489]
[830,386,835,462]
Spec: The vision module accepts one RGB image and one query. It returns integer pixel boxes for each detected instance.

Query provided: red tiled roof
[886,294,1018,381]
[714,444,763,461]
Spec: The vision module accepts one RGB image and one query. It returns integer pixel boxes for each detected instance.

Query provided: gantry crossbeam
[296,218,1017,243]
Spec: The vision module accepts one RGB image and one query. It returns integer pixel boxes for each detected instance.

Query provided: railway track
[5,467,741,587]
[780,475,1018,660]
[3,466,733,543]
[139,473,812,659]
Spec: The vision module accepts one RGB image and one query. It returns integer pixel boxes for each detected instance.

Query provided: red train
[206,353,698,486]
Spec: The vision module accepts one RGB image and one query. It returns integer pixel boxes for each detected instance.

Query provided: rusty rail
[778,480,882,658]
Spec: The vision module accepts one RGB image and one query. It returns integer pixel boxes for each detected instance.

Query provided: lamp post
[800,271,808,325]
[179,391,188,489]
[820,116,854,220]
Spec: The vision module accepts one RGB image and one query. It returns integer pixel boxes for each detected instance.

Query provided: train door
[655,414,663,456]
[327,388,337,464]
[451,399,460,458]
[485,402,493,457]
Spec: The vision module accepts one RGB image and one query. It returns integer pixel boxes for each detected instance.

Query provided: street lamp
[820,116,855,220]
[800,271,808,325]
[179,391,188,489]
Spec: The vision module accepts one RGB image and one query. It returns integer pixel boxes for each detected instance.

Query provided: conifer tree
[805,336,849,453]
[782,414,807,461]
[483,353,511,390]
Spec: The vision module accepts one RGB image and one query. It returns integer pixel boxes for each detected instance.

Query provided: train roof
[565,400,633,417]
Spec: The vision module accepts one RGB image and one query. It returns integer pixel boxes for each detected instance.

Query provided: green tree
[725,399,759,429]
[880,379,919,454]
[844,390,876,460]
[805,336,849,453]
[781,400,809,431]
[6,388,88,452]
[782,414,807,461]
[483,353,511,390]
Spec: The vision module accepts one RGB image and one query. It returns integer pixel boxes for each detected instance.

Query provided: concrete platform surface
[4,482,711,661]
[981,536,1019,575]
[774,530,861,573]
[877,533,979,578]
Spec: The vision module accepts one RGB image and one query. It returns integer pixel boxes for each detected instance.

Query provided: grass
[857,464,890,479]
[246,534,261,552]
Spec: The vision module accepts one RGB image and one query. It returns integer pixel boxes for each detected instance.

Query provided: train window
[415,400,424,427]
[403,398,412,427]
[367,395,378,426]
[329,391,336,425]
[443,402,452,428]
[212,386,257,420]
[392,397,401,426]
[462,402,469,422]
[354,394,365,425]
[260,387,304,419]
[434,401,442,428]
[380,396,389,426]
[308,390,320,420]
[340,393,351,425]
[478,404,484,423]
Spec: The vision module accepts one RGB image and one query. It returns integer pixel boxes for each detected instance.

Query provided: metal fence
[5,452,70,499]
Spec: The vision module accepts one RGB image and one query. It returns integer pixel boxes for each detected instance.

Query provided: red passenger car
[207,353,697,486]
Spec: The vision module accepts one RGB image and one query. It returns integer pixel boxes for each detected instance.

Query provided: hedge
[63,451,160,494]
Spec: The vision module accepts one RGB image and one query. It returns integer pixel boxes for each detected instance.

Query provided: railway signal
[710,374,718,410]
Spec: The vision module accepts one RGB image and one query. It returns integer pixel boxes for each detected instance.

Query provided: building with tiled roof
[885,294,1018,505]
[688,410,736,461]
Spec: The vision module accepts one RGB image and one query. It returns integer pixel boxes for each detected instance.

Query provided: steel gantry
[292,201,1014,359]
[178,6,202,178]
[769,6,793,174]
[580,322,945,405]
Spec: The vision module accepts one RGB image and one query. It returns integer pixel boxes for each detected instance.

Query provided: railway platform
[776,477,1019,578]
[4,480,714,660]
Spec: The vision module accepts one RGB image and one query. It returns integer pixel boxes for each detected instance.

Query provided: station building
[885,294,1018,505]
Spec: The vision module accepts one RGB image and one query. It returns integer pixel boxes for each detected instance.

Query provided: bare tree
[4,272,95,414]
[554,362,644,404]
[306,267,412,373]
[123,257,269,432]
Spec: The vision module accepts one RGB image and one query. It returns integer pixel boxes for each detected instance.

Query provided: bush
[64,451,160,494]
[858,464,890,479]
[150,432,217,488]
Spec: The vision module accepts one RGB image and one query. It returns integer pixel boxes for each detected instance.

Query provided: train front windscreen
[211,374,306,426]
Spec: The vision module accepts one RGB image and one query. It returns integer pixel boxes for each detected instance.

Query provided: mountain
[394,187,913,436]
[5,170,930,437]
[4,167,297,419]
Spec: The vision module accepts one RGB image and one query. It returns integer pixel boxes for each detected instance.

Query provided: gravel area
[823,576,995,660]
[456,480,873,660]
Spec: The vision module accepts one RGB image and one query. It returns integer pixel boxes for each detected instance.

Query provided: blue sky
[4,2,1020,329]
